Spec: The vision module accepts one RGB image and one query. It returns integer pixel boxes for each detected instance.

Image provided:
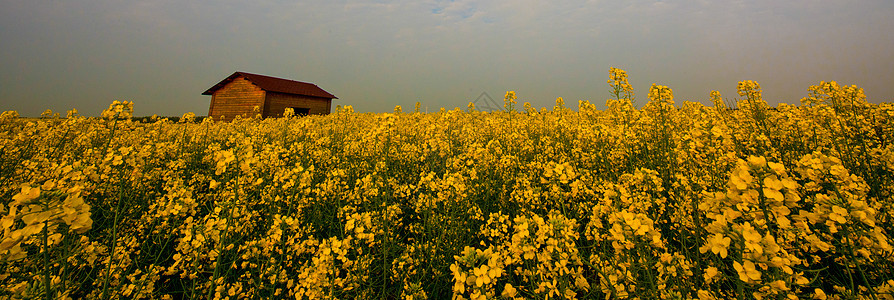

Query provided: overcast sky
[1,0,892,116]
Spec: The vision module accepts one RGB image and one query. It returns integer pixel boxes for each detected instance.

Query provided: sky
[1,0,893,117]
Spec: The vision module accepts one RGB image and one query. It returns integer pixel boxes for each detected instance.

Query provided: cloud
[432,0,478,21]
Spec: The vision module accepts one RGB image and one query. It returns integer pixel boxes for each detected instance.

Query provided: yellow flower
[733,260,761,283]
[501,283,517,298]
[767,162,786,175]
[829,206,848,224]
[769,280,788,291]
[706,234,731,258]
[729,168,752,190]
[763,175,784,191]
[703,267,719,283]
[741,223,762,245]
[762,188,784,202]
[747,156,766,168]
[450,263,467,293]
[12,185,40,204]
[473,265,491,287]
[697,289,717,300]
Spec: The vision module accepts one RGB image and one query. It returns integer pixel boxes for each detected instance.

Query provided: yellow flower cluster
[608,67,634,101]
[100,100,134,120]
[504,91,518,111]
[469,211,588,299]
[1,184,92,260]
[1,68,893,299]
[648,84,674,106]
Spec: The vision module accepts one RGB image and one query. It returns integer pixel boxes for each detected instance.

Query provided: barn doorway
[289,107,310,116]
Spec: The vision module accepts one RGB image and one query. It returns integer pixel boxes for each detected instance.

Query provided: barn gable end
[207,76,266,121]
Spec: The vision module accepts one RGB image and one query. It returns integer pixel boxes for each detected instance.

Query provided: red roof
[202,72,337,99]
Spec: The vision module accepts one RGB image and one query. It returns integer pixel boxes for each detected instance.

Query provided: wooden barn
[202,72,337,121]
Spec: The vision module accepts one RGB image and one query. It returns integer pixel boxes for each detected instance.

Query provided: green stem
[102,114,121,156]
[43,220,51,300]
[737,237,745,299]
[638,240,657,296]
[842,229,857,293]
[844,227,879,300]
[101,181,125,300]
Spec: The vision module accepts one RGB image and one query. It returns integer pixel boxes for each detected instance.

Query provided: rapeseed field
[2,69,893,299]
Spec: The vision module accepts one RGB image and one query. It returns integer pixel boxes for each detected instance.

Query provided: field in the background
[2,71,894,299]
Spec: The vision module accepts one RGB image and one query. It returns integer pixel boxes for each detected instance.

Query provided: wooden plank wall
[209,77,266,121]
[264,92,333,117]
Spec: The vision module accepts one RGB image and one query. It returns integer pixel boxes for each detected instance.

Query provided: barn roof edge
[202,71,337,99]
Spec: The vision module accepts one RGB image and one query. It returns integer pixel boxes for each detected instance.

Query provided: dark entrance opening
[289,107,310,116]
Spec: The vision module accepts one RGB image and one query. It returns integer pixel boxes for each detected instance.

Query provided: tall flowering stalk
[608,67,635,103]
